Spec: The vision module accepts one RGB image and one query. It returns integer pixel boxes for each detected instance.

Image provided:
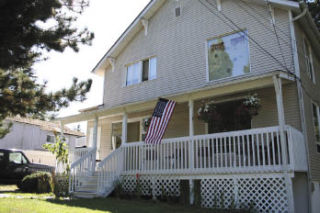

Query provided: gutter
[292,6,307,21]
[289,3,313,212]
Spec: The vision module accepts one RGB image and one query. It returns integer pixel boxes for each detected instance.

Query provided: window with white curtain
[303,38,315,83]
[126,62,141,86]
[126,57,157,86]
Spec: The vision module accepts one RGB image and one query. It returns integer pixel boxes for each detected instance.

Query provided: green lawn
[0,184,215,213]
[0,184,249,213]
[0,197,220,213]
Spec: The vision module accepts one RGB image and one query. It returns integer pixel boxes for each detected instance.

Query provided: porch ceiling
[57,71,294,124]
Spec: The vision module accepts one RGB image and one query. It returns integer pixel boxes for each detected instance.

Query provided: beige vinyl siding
[295,23,320,181]
[252,83,300,130]
[103,0,294,109]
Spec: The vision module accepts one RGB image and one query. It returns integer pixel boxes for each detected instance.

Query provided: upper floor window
[312,102,320,153]
[126,57,157,86]
[303,38,315,83]
[207,31,250,81]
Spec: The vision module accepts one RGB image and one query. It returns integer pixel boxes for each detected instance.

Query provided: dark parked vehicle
[0,149,54,184]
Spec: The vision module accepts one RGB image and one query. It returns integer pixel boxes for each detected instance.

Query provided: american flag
[145,98,176,144]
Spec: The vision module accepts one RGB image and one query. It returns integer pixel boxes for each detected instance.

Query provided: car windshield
[9,152,28,164]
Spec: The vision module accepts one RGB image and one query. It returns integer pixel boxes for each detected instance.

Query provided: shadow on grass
[46,198,215,213]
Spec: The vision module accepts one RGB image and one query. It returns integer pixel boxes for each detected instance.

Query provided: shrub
[53,174,69,197]
[20,172,53,193]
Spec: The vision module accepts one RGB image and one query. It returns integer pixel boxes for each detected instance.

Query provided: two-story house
[59,0,320,212]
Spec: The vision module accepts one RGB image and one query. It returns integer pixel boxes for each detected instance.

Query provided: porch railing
[121,125,307,175]
[96,148,123,196]
[69,147,96,193]
[69,147,92,164]
[95,125,306,196]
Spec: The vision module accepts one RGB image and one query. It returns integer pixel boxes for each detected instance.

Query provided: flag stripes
[145,98,176,144]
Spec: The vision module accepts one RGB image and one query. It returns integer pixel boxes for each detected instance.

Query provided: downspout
[292,7,307,22]
[289,5,312,212]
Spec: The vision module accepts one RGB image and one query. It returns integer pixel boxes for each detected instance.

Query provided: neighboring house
[60,0,320,212]
[0,117,85,166]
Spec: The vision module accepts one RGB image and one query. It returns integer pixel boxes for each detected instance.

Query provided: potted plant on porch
[197,100,221,123]
[237,93,261,117]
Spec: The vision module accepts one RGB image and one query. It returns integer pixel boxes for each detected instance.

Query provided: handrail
[70,147,96,169]
[69,147,91,164]
[69,147,96,193]
[96,148,123,196]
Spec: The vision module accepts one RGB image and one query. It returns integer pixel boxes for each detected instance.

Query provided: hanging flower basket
[197,100,220,123]
[242,93,261,117]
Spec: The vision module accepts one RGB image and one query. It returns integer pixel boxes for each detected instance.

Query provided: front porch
[63,74,308,212]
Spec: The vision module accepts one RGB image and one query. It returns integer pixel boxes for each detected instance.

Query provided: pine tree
[307,0,320,31]
[0,0,94,138]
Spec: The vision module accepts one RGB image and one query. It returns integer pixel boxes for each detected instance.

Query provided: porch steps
[72,174,100,198]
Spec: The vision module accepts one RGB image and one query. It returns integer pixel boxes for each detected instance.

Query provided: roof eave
[91,0,166,76]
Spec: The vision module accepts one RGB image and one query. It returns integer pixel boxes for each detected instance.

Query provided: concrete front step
[72,191,98,199]
[77,185,98,192]
[72,174,100,198]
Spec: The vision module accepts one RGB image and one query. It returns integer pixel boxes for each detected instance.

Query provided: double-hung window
[312,102,320,153]
[126,57,157,86]
[303,38,315,83]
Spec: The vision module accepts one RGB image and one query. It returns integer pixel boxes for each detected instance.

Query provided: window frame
[125,56,157,86]
[311,101,320,153]
[206,30,251,83]
[303,37,316,84]
[46,135,55,143]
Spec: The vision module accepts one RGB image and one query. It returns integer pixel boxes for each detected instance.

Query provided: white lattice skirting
[120,174,290,213]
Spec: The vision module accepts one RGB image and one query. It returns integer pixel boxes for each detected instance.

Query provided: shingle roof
[7,117,85,137]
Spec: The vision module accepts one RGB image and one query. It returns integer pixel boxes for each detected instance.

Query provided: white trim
[121,112,128,145]
[107,57,116,72]
[216,0,222,11]
[273,75,288,166]
[140,18,148,36]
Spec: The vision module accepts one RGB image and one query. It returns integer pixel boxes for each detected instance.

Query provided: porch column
[122,112,128,145]
[273,75,288,166]
[92,116,99,149]
[188,99,195,205]
[91,116,99,173]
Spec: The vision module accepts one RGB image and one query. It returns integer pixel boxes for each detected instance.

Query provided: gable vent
[175,7,181,17]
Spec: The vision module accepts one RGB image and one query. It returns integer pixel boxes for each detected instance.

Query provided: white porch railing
[69,147,91,164]
[121,125,306,175]
[96,148,123,196]
[95,125,306,196]
[69,147,96,193]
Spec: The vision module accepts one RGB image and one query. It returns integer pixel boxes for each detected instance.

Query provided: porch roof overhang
[92,0,302,77]
[57,71,294,124]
